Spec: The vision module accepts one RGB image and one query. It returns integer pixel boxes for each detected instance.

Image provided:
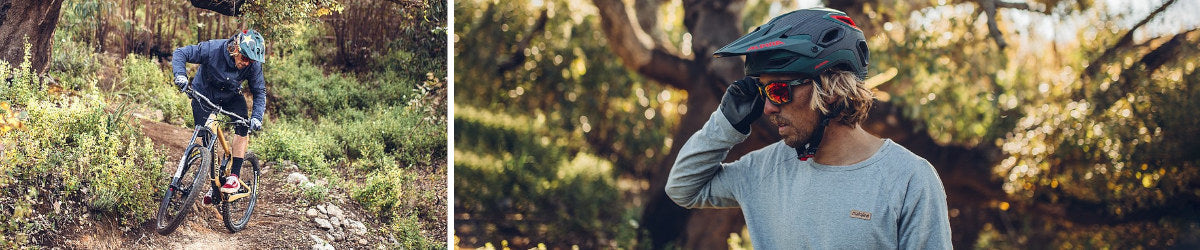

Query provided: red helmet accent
[831,15,857,28]
[814,60,829,69]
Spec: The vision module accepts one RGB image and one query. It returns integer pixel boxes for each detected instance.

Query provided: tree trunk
[0,0,65,75]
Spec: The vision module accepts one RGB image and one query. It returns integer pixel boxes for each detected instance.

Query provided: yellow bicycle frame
[205,113,251,202]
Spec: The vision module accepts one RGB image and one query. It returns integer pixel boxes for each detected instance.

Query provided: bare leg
[231,134,248,177]
[232,135,248,158]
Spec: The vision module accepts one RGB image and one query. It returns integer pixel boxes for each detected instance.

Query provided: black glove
[720,76,765,134]
[174,75,189,93]
[249,118,262,131]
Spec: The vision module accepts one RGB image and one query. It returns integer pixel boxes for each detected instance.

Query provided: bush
[115,54,190,125]
[253,103,446,248]
[0,42,42,106]
[48,35,100,92]
[251,118,338,176]
[0,96,166,245]
[352,164,444,250]
[265,53,417,120]
[454,113,626,247]
[333,106,445,169]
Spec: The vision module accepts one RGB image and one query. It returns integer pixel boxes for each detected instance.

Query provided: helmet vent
[857,40,870,68]
[768,57,793,68]
[818,28,843,46]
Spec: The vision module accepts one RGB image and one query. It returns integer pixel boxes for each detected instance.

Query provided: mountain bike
[155,85,262,235]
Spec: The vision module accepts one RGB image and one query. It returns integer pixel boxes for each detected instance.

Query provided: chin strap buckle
[799,154,814,161]
[796,105,843,162]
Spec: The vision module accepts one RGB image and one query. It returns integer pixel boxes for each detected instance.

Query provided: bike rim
[227,171,257,227]
[158,149,204,228]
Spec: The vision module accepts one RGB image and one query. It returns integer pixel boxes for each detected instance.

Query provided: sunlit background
[453,0,1200,248]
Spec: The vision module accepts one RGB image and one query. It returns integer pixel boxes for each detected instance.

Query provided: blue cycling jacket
[171,35,267,120]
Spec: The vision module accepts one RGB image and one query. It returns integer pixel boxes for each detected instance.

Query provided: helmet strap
[797,104,843,161]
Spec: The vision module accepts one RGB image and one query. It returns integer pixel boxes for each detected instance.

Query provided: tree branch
[979,0,1005,49]
[977,0,1038,49]
[187,0,246,16]
[635,0,669,48]
[994,1,1031,11]
[496,9,548,74]
[592,0,693,89]
[1080,0,1177,80]
[1085,29,1194,116]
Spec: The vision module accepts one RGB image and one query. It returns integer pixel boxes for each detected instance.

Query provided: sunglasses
[757,78,817,105]
[230,52,250,62]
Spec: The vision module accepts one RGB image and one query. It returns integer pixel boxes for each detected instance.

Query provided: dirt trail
[62,118,390,249]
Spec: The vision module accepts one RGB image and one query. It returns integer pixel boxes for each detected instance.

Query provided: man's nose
[763,99,780,115]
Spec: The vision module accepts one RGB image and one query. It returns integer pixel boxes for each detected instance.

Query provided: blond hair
[809,70,874,125]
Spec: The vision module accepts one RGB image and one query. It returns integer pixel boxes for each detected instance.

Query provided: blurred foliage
[456,0,1200,248]
[859,1,1200,247]
[0,47,166,246]
[454,0,686,247]
[455,105,637,248]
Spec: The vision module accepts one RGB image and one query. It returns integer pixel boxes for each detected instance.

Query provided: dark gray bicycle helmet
[714,7,869,80]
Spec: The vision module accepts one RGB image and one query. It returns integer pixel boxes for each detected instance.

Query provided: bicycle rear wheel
[156,144,211,235]
[221,152,260,232]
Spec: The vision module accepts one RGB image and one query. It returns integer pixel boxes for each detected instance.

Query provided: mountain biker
[171,29,267,203]
[665,8,951,248]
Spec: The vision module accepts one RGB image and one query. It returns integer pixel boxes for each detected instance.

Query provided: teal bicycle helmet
[236,29,266,63]
[714,7,869,80]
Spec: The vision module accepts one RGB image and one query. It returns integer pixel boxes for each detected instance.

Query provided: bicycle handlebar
[184,85,252,128]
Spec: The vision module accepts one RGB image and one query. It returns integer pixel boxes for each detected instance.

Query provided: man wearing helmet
[171,29,268,203]
[666,8,951,248]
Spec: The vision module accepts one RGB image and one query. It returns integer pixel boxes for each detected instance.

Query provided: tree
[0,0,66,75]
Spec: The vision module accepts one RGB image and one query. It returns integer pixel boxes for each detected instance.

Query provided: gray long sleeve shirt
[666,111,952,249]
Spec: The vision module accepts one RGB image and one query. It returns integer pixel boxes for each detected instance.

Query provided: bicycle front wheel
[221,152,260,232]
[156,144,211,235]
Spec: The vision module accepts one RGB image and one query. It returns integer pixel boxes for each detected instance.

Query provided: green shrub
[0,42,42,106]
[116,54,190,125]
[251,118,338,177]
[300,182,331,204]
[0,97,166,245]
[330,106,446,169]
[351,163,414,221]
[353,165,443,250]
[265,54,417,120]
[48,34,99,92]
[390,214,440,249]
[454,110,628,247]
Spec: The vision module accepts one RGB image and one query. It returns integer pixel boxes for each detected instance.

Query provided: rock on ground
[287,172,309,185]
[314,218,333,230]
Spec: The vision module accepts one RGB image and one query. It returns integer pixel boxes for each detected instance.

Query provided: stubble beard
[770,113,815,149]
